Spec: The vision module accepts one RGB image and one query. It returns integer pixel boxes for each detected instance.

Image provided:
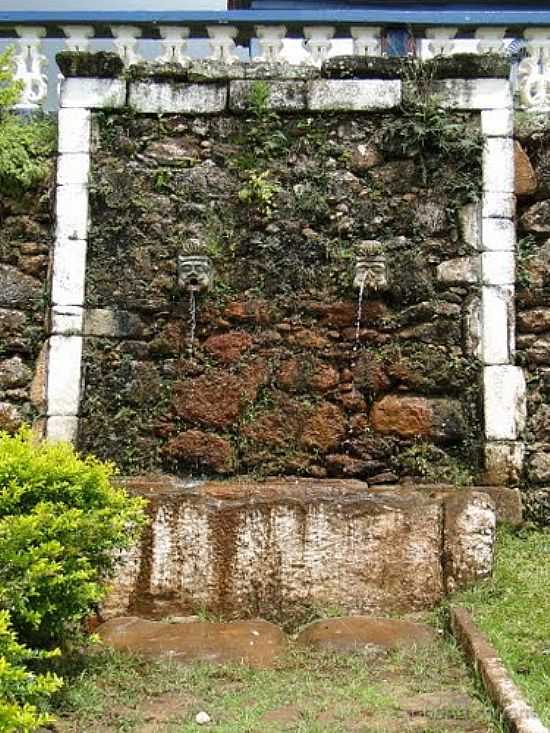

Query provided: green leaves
[0,428,146,647]
[0,610,62,733]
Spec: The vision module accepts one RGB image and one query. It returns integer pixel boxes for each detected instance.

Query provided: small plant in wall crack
[238,170,280,217]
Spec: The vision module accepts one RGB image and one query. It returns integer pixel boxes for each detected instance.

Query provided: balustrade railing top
[3,10,550,111]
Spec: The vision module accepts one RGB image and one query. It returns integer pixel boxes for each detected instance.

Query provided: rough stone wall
[515,114,550,523]
[78,106,484,483]
[0,184,53,433]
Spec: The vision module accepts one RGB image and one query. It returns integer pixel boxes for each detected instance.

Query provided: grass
[452,526,550,726]
[48,636,500,732]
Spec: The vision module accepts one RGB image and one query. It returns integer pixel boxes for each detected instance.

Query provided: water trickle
[188,290,197,361]
[351,271,368,396]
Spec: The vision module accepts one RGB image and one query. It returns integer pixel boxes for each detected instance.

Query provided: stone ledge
[230,80,307,112]
[104,479,497,621]
[128,80,227,114]
[322,54,510,81]
[60,77,127,109]
[307,79,401,111]
[430,79,513,110]
[451,608,548,733]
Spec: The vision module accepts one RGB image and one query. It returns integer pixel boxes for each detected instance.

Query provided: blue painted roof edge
[2,8,550,27]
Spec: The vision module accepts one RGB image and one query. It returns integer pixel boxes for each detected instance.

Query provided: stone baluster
[61,25,95,52]
[254,25,287,63]
[13,26,48,109]
[351,26,382,56]
[110,25,142,66]
[425,27,458,57]
[518,28,550,109]
[158,26,191,65]
[475,27,507,54]
[303,26,335,66]
[207,25,240,64]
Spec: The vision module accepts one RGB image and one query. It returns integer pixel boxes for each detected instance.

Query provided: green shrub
[0,610,62,732]
[0,429,146,647]
[0,47,55,196]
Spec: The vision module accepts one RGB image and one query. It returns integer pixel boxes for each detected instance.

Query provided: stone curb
[450,607,549,733]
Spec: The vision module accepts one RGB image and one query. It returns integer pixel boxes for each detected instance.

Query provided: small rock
[195,711,211,725]
[514,141,537,197]
[521,200,550,233]
[0,356,32,389]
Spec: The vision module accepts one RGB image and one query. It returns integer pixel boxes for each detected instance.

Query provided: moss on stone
[56,51,124,78]
[422,53,511,80]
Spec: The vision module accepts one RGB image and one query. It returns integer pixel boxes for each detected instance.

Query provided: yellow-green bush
[0,429,146,647]
[0,610,61,733]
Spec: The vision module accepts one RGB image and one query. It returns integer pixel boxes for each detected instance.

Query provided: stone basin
[102,478,519,624]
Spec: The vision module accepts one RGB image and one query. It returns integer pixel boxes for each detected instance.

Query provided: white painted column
[47,107,91,442]
[480,105,526,483]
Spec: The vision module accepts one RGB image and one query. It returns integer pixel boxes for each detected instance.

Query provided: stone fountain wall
[76,87,485,484]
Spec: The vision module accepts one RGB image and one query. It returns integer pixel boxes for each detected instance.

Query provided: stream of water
[351,271,368,397]
[188,290,197,362]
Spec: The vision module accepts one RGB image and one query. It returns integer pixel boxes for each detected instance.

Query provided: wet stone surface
[80,110,483,483]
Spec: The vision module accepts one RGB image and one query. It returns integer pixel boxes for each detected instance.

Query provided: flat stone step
[97,616,287,669]
[296,616,436,653]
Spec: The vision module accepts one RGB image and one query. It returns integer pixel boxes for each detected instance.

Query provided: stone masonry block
[484,441,525,486]
[56,184,88,241]
[481,251,515,285]
[230,80,306,112]
[481,108,513,137]
[459,203,481,250]
[129,81,227,114]
[60,77,127,109]
[432,79,512,110]
[57,153,90,186]
[482,192,515,219]
[46,415,79,443]
[307,80,401,111]
[51,239,87,307]
[484,365,526,441]
[482,218,515,251]
[47,336,83,416]
[482,285,514,365]
[58,108,91,154]
[51,306,84,335]
[483,137,515,194]
[437,256,480,284]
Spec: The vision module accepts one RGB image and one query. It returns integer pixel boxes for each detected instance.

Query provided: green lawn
[49,639,500,732]
[453,526,550,727]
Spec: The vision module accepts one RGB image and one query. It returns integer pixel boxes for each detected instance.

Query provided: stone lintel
[128,81,227,113]
[230,80,307,112]
[307,79,401,111]
[431,79,512,110]
[60,77,127,109]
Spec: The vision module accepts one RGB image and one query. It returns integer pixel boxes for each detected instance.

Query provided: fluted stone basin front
[102,479,517,624]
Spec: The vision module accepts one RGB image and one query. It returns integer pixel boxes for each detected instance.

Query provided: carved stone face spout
[177,240,214,293]
[354,240,388,293]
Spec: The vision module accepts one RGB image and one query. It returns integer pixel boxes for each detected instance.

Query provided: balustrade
[5,19,550,111]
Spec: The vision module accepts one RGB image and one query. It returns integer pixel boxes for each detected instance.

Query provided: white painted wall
[0,0,226,9]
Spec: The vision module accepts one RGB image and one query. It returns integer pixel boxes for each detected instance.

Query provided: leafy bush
[0,47,55,196]
[0,610,62,733]
[0,429,146,647]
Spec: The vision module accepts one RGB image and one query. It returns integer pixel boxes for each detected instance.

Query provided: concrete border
[450,607,548,733]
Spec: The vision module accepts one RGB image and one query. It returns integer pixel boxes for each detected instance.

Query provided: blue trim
[2,8,550,27]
